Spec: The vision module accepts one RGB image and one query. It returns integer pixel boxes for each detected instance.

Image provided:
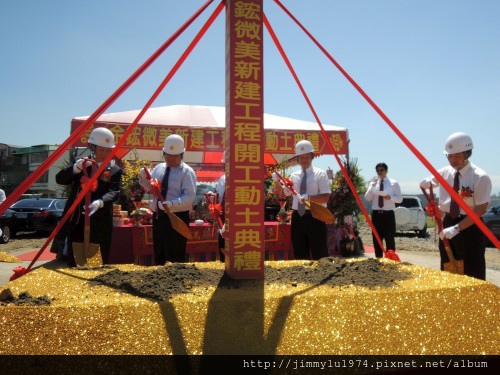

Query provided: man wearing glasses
[365,163,403,258]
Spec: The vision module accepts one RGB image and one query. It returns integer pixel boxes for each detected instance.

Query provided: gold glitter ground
[0,258,498,355]
[0,251,21,263]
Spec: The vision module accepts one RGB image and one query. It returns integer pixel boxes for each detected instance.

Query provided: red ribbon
[80,175,98,192]
[150,178,162,197]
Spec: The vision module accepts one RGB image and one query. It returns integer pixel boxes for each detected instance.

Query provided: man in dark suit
[56,127,122,266]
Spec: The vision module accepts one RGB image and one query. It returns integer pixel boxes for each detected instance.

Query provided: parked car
[394,196,427,238]
[9,198,67,236]
[0,208,15,244]
[483,205,500,245]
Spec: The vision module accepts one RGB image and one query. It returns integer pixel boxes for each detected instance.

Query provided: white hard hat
[88,127,115,148]
[295,140,314,157]
[163,134,185,155]
[444,132,473,154]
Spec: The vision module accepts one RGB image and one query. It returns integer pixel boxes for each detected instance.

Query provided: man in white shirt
[365,163,403,258]
[274,140,331,260]
[420,132,491,280]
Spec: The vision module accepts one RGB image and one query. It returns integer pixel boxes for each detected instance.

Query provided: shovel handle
[273,170,299,196]
[421,187,460,264]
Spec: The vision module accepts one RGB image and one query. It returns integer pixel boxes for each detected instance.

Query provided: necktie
[449,171,460,218]
[161,166,171,199]
[298,168,307,216]
[378,179,384,208]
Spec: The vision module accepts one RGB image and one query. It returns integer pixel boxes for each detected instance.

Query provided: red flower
[101,170,111,182]
[459,186,473,198]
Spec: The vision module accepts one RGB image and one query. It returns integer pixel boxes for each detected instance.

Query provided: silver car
[483,206,500,246]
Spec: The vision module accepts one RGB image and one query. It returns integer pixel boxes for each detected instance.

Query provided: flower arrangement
[119,150,152,218]
[327,156,366,225]
[129,180,145,203]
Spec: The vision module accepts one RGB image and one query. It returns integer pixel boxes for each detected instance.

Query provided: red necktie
[298,168,307,216]
[449,171,460,218]
[378,179,384,208]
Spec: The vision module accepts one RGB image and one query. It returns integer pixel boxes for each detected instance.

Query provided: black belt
[293,210,311,215]
[374,210,393,214]
[445,214,467,219]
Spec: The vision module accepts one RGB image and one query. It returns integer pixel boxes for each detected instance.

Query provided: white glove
[377,190,388,197]
[158,200,173,211]
[87,199,103,216]
[299,193,309,202]
[271,172,280,182]
[219,224,226,237]
[439,225,460,240]
[420,177,433,189]
[73,158,85,174]
[282,186,292,196]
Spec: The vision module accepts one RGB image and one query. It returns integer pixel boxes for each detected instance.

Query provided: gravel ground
[0,232,53,253]
[358,221,500,271]
[1,225,499,271]
[0,225,442,254]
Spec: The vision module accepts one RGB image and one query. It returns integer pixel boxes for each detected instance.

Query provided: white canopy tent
[71,104,349,181]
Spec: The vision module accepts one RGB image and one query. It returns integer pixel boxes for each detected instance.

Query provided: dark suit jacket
[56,161,122,264]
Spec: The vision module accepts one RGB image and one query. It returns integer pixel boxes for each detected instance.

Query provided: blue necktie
[161,167,170,199]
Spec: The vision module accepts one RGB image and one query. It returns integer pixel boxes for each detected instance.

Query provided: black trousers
[291,210,328,260]
[441,215,486,280]
[67,214,113,266]
[218,233,225,262]
[152,210,190,265]
[371,210,396,258]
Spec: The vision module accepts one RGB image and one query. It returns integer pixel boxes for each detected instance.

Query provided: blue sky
[1,0,499,195]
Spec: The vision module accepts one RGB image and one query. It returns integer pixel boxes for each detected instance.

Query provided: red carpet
[17,250,56,261]
[364,245,374,253]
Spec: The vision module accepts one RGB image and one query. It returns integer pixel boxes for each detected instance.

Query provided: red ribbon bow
[150,178,162,197]
[425,201,442,221]
[80,175,98,192]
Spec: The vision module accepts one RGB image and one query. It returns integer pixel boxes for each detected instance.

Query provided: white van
[395,196,427,238]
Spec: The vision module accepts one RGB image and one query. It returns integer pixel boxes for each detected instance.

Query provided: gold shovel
[306,200,336,224]
[442,238,464,275]
[274,170,335,224]
[421,186,463,275]
[143,167,193,240]
[73,167,103,267]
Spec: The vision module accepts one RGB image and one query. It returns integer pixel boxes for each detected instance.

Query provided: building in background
[0,143,67,198]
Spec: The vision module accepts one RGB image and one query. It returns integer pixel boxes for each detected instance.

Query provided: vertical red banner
[225,0,265,279]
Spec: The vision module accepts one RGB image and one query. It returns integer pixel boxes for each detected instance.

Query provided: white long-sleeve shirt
[140,161,197,213]
[365,177,403,211]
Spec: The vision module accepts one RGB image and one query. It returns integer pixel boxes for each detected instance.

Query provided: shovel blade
[308,201,336,224]
[73,242,103,268]
[443,259,464,275]
[166,211,193,240]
